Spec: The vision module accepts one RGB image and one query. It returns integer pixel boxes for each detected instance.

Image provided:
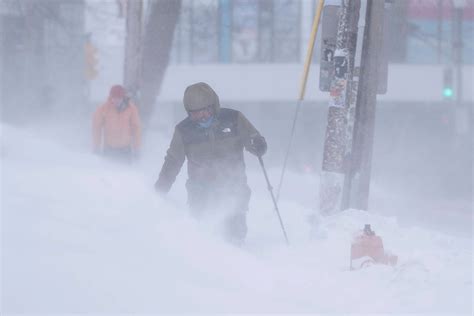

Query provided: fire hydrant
[350,224,398,270]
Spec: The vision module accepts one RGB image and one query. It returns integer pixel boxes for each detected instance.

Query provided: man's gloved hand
[249,136,267,157]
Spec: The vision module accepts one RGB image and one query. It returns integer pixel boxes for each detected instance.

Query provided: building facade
[168,0,474,65]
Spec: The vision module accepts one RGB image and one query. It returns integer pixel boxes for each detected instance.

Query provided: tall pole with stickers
[319,0,360,215]
[319,0,388,214]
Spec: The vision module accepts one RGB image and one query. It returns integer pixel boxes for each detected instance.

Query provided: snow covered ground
[1,122,472,314]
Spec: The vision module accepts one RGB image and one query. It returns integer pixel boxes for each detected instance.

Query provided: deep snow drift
[1,122,472,314]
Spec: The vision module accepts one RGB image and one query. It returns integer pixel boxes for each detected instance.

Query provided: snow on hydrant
[350,224,398,270]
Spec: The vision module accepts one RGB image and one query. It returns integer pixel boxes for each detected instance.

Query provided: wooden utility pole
[345,0,384,211]
[124,0,143,100]
[319,0,360,215]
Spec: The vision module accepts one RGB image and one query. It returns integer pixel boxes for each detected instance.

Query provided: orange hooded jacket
[92,98,141,152]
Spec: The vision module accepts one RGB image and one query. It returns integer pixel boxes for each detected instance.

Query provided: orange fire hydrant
[350,224,398,270]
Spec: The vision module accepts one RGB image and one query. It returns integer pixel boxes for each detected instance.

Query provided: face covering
[198,115,214,128]
[189,106,214,128]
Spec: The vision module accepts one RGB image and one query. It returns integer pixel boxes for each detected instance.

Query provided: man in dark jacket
[155,82,267,243]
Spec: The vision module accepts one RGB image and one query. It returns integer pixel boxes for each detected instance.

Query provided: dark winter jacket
[155,106,266,194]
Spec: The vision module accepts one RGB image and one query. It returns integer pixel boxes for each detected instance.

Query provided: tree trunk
[140,0,181,126]
[124,0,143,97]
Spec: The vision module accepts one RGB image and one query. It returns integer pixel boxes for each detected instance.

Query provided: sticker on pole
[329,78,346,108]
[319,5,340,92]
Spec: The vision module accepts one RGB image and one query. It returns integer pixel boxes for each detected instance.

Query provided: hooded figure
[92,85,141,162]
[155,82,267,243]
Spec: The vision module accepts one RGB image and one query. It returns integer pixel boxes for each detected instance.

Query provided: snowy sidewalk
[1,124,472,314]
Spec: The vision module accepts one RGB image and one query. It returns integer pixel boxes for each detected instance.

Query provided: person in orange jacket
[92,85,141,162]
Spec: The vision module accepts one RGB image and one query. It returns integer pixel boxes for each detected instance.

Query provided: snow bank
[1,123,472,314]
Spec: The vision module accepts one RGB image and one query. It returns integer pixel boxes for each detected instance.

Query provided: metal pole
[454,5,462,104]
[258,156,289,245]
[453,4,467,138]
[276,0,325,201]
[437,0,443,63]
[218,0,231,63]
[299,0,325,100]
